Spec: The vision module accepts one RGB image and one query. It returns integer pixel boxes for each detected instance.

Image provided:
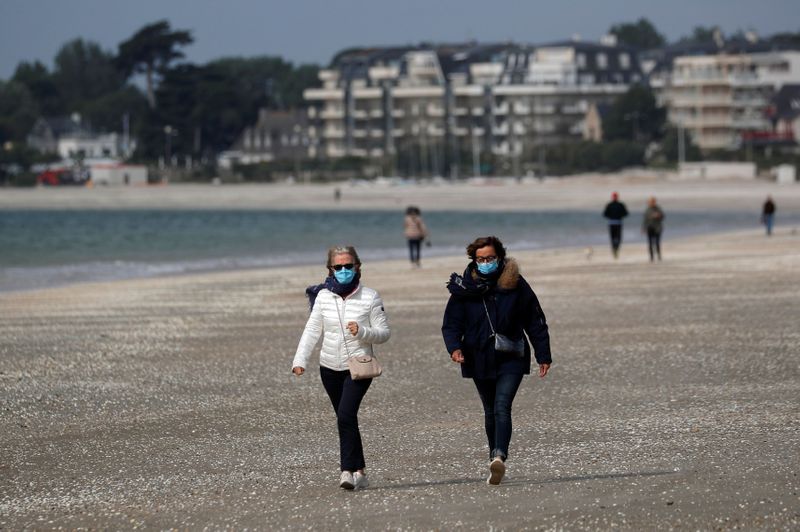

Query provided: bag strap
[482,298,496,336]
[334,298,353,358]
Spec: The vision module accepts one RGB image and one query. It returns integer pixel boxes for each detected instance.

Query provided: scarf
[446,261,504,299]
[305,272,361,311]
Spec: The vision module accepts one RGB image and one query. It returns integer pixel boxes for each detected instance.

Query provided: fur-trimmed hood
[470,257,520,290]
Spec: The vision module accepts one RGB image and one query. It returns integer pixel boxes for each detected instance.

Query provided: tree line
[0,20,320,169]
[1,18,798,183]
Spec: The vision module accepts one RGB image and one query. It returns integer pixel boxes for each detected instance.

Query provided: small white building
[678,161,757,180]
[58,132,121,160]
[90,163,148,186]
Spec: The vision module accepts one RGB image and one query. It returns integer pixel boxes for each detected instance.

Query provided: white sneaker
[339,471,354,490]
[353,471,369,490]
[487,457,505,485]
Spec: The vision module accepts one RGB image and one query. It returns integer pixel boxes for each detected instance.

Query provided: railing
[320,109,345,119]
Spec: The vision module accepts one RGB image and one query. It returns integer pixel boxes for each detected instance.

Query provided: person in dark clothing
[641,196,665,262]
[762,196,776,236]
[603,192,629,258]
[441,236,552,486]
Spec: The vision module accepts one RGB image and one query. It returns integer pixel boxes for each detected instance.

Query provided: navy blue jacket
[441,259,551,379]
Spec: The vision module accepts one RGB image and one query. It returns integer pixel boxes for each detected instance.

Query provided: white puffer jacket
[292,285,391,371]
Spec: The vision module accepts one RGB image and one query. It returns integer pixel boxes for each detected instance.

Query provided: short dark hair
[466,236,506,262]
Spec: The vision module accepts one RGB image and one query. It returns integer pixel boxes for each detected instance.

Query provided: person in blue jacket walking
[441,236,551,485]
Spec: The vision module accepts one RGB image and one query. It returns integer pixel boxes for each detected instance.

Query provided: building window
[619,53,630,69]
[597,53,608,69]
[577,53,587,68]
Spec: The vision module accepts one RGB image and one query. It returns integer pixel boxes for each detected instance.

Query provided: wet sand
[1,228,799,529]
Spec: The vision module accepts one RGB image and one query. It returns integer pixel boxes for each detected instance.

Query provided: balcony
[320,109,345,119]
[533,105,556,114]
[561,104,586,114]
[352,129,367,138]
[392,129,405,137]
[492,123,509,136]
[392,109,406,118]
[370,129,385,138]
[670,94,733,107]
[426,104,445,117]
[352,110,369,120]
[455,107,469,116]
[322,128,346,139]
[369,109,384,118]
[679,116,732,128]
[493,103,509,115]
[732,117,768,129]
[471,107,485,116]
[512,103,531,115]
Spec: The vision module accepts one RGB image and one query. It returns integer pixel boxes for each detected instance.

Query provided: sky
[1,0,798,79]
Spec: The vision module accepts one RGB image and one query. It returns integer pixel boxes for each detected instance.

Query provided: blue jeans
[473,373,524,461]
[408,238,422,264]
[764,214,774,235]
[320,366,372,471]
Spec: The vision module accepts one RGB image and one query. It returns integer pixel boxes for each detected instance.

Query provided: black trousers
[647,228,662,261]
[408,238,422,264]
[608,224,623,252]
[319,366,372,471]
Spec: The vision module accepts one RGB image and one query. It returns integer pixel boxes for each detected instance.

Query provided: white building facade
[663,51,800,150]
[305,40,642,175]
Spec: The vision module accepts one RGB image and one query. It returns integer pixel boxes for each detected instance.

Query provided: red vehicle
[36,167,88,186]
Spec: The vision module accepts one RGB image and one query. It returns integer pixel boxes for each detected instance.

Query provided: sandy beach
[1,220,799,528]
[2,173,800,213]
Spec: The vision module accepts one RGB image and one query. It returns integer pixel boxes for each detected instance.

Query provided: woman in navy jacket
[442,236,551,485]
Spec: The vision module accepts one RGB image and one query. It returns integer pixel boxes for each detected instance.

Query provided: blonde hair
[326,245,361,272]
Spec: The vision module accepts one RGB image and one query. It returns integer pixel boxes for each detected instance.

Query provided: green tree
[677,26,722,46]
[53,38,125,106]
[12,61,63,116]
[658,126,702,163]
[609,18,666,49]
[603,85,666,143]
[0,80,39,143]
[81,86,149,137]
[767,31,800,48]
[116,20,193,108]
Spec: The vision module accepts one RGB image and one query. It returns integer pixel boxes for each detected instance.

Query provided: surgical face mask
[476,260,498,275]
[333,267,356,284]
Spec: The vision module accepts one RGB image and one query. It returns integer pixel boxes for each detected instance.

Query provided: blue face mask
[333,267,356,284]
[476,260,498,275]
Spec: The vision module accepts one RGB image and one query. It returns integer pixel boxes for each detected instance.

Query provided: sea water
[0,209,787,292]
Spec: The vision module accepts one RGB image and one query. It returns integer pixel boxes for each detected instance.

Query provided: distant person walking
[292,245,391,491]
[442,236,551,486]
[404,206,429,267]
[761,196,776,236]
[603,192,629,258]
[642,196,665,262]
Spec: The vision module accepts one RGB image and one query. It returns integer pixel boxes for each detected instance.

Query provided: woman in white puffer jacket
[292,245,390,491]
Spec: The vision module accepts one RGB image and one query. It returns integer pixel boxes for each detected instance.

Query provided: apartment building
[304,38,641,174]
[663,49,800,150]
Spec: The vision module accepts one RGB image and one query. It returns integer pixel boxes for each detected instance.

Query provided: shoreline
[1,226,794,297]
